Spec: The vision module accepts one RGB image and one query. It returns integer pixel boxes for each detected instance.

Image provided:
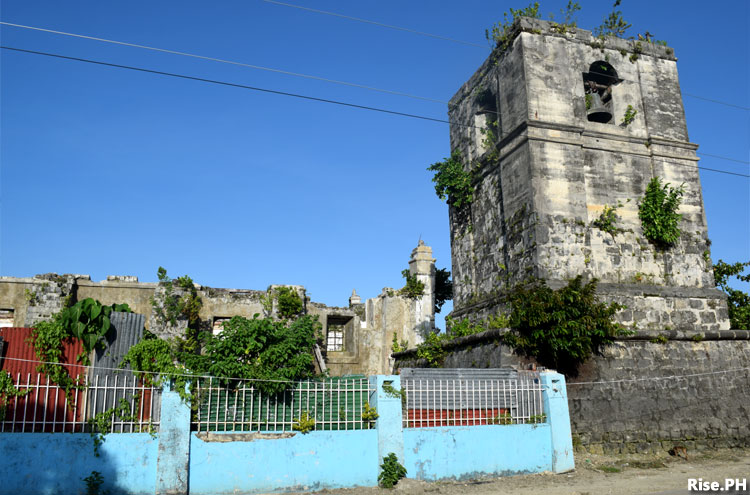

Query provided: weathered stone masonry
[447,17,728,332]
[398,17,750,454]
[0,243,439,376]
[394,332,750,453]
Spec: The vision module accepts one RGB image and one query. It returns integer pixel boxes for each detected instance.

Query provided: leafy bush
[594,1,631,38]
[399,269,425,299]
[361,401,379,428]
[59,298,132,362]
[592,203,622,236]
[416,316,507,367]
[502,276,629,375]
[638,177,684,248]
[275,286,303,319]
[378,453,407,489]
[427,149,475,208]
[434,268,453,313]
[485,2,541,52]
[292,411,315,434]
[123,314,321,396]
[28,299,131,395]
[83,471,106,495]
[713,260,750,329]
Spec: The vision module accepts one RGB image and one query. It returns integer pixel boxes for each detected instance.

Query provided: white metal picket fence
[401,371,545,428]
[192,376,375,432]
[0,372,161,433]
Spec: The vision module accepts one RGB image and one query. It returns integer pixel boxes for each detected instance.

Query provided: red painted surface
[0,327,87,431]
[407,408,509,428]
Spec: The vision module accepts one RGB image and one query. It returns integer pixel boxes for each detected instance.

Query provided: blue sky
[1,0,748,330]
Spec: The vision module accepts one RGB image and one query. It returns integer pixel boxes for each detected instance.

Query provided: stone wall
[446,17,729,333]
[0,243,439,376]
[393,331,750,453]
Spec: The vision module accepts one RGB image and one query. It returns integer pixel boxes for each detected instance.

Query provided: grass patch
[597,465,621,473]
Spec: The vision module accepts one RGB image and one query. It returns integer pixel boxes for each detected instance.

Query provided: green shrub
[292,411,315,434]
[275,286,303,319]
[485,2,541,52]
[399,269,425,299]
[378,453,407,489]
[638,177,684,248]
[502,276,629,375]
[713,260,750,329]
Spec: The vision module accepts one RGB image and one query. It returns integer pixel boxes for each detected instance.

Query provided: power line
[0,45,453,125]
[2,45,748,180]
[0,21,449,106]
[691,165,749,178]
[3,21,748,120]
[260,0,487,48]
[261,2,750,114]
[696,152,749,165]
[684,92,750,111]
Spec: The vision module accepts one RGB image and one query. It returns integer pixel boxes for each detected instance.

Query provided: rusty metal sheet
[0,327,86,431]
[0,327,85,379]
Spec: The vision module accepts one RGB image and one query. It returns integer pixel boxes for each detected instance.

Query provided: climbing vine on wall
[151,267,203,352]
[27,298,132,397]
[427,149,475,208]
[0,371,29,419]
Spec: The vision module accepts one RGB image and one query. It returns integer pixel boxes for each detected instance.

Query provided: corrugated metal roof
[87,312,158,422]
[0,327,86,430]
[90,312,145,376]
[0,327,85,379]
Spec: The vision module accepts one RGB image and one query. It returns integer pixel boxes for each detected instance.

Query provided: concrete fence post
[369,375,405,471]
[156,381,191,495]
[540,371,575,473]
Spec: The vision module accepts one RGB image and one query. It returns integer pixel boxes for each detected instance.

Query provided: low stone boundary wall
[394,331,750,454]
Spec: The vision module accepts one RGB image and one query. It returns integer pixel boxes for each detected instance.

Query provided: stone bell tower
[447,17,729,332]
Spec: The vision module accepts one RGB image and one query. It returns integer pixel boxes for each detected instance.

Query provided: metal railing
[401,371,545,428]
[192,376,375,432]
[1,372,161,433]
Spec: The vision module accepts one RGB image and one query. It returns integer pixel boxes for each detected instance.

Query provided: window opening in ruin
[474,87,499,153]
[326,327,343,351]
[212,316,231,335]
[0,309,13,328]
[326,315,353,352]
[583,61,619,124]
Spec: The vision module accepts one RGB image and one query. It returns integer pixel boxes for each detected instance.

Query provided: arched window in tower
[583,61,620,124]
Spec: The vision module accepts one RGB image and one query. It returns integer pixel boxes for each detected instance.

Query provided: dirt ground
[293,449,750,495]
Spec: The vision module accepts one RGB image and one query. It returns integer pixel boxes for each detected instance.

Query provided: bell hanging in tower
[587,92,613,123]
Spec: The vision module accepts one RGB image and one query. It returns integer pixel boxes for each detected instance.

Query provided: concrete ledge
[195,432,296,442]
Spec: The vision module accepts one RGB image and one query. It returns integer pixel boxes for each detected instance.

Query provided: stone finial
[349,289,361,307]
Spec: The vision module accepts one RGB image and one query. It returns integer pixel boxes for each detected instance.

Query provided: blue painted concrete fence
[0,371,573,494]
